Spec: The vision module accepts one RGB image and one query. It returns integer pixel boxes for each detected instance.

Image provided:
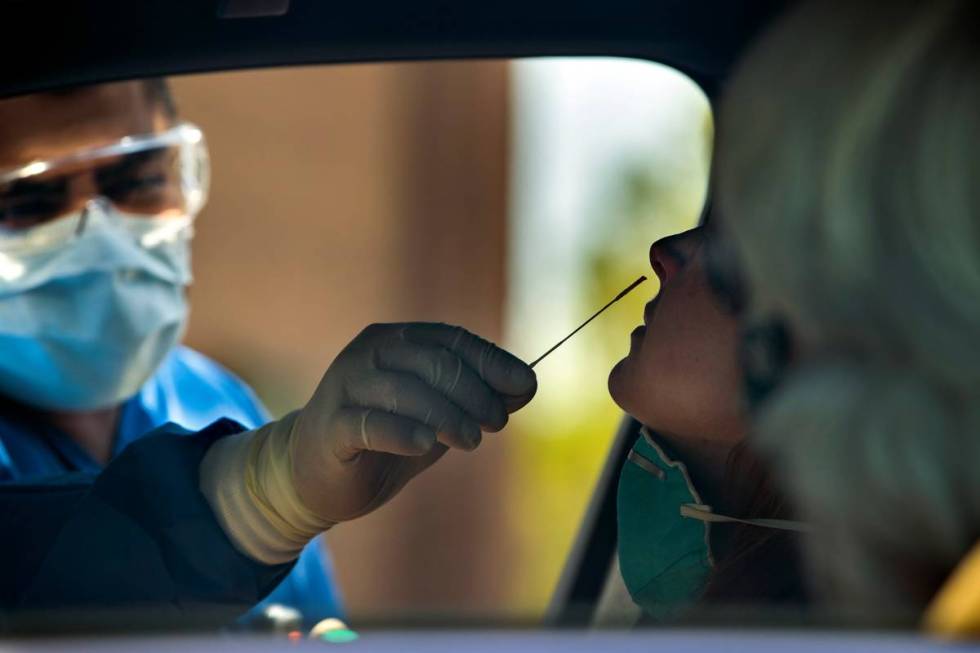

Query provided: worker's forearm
[5,422,292,617]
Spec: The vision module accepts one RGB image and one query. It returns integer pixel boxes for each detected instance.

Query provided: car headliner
[2,0,788,100]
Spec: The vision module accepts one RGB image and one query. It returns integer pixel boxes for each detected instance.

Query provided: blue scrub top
[0,345,342,626]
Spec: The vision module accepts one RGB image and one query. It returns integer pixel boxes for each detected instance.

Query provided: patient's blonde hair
[717,0,980,619]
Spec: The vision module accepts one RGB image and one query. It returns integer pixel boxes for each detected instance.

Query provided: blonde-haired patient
[714,0,980,627]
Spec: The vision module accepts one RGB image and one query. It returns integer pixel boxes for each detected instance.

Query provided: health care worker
[0,80,339,623]
[0,80,538,619]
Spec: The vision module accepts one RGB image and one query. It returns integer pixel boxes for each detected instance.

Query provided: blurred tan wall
[172,61,515,617]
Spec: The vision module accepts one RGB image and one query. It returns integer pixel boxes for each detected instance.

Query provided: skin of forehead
[0,81,171,171]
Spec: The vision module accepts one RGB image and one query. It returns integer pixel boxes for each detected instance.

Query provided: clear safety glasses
[0,122,209,254]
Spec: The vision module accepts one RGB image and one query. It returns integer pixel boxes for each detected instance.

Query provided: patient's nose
[649,233,688,284]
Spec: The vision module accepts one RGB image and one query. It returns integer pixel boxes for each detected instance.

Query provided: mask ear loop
[680,503,811,533]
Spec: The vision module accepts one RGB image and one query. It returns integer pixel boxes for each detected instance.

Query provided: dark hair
[44,78,177,120]
[699,442,809,613]
[695,208,808,612]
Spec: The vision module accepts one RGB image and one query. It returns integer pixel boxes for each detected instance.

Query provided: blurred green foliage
[505,107,712,615]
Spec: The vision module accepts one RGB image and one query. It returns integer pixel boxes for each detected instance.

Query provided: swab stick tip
[529,275,647,369]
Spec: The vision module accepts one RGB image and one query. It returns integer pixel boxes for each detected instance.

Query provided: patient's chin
[607,356,633,411]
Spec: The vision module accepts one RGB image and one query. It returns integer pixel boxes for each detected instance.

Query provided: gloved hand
[290,322,537,522]
[200,322,537,564]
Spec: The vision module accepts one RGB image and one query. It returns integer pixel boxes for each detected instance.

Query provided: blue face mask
[616,428,808,621]
[0,202,192,410]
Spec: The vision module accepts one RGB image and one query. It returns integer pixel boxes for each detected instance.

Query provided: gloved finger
[400,323,537,404]
[375,342,509,431]
[400,441,451,477]
[346,370,484,451]
[331,407,437,458]
[503,392,535,413]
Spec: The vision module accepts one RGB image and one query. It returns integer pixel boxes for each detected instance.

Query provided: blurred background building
[173,57,710,621]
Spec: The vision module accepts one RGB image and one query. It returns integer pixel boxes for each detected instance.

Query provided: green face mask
[616,430,713,621]
[616,429,808,621]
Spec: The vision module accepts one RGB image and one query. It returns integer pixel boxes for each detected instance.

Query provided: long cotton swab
[529,275,648,368]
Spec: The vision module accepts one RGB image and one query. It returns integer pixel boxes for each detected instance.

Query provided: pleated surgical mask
[0,199,193,410]
[617,428,808,620]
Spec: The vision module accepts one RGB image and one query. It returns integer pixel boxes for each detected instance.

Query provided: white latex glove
[201,323,537,564]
